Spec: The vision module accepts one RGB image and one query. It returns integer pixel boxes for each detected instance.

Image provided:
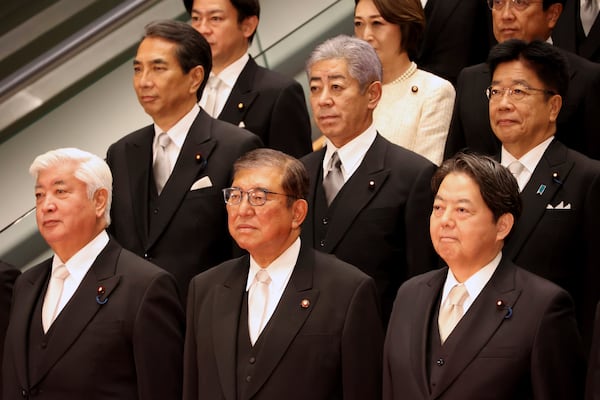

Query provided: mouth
[140,95,157,103]
[42,219,61,227]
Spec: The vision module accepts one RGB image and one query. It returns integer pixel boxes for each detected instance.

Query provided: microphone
[496,299,512,319]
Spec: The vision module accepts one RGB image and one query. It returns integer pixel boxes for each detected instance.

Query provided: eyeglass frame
[486,0,543,12]
[222,187,299,207]
[485,85,557,101]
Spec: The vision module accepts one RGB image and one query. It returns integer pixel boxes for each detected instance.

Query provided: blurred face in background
[354,0,403,66]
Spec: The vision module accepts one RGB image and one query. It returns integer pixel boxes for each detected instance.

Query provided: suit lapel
[218,58,259,127]
[410,270,446,397]
[322,135,390,252]
[11,261,50,389]
[431,260,522,398]
[147,111,216,248]
[504,141,573,260]
[244,246,319,399]
[213,257,249,400]
[125,127,153,245]
[302,149,326,248]
[30,240,122,386]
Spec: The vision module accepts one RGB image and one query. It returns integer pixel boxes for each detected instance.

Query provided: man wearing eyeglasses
[183,148,383,399]
[444,0,600,161]
[488,38,600,354]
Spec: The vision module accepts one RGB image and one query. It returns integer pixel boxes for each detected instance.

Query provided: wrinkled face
[190,0,255,71]
[35,162,105,261]
[133,37,200,124]
[430,173,509,272]
[492,1,561,42]
[308,58,380,148]
[227,166,306,266]
[489,60,560,157]
[354,0,404,64]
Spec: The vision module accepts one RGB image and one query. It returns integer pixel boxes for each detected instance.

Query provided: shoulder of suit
[311,250,373,283]
[248,62,301,90]
[109,124,153,148]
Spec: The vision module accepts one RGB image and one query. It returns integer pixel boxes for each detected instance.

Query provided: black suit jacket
[553,0,600,62]
[416,0,494,85]
[383,258,585,399]
[587,301,600,400]
[301,134,438,322]
[107,109,262,299]
[217,57,312,158]
[183,244,383,400]
[0,260,19,400]
[444,49,600,160]
[502,139,600,350]
[2,239,184,400]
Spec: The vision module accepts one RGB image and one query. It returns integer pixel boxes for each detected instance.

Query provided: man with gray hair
[3,148,184,399]
[300,35,438,324]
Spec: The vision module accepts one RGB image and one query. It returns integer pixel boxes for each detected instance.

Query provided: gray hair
[306,34,382,92]
[29,148,113,227]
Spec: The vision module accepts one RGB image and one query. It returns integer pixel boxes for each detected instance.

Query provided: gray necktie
[438,284,469,344]
[507,161,525,192]
[323,151,344,205]
[248,269,271,345]
[153,132,171,195]
[203,76,222,117]
[582,0,599,36]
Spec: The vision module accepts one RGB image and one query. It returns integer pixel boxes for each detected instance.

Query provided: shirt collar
[211,53,249,89]
[153,104,200,149]
[501,136,554,175]
[323,123,378,179]
[52,230,109,281]
[246,237,301,292]
[441,251,502,309]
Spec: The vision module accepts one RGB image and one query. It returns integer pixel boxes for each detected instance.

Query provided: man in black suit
[588,302,600,400]
[300,35,437,323]
[0,260,19,398]
[3,148,184,399]
[383,152,585,399]
[444,0,600,160]
[487,39,600,350]
[183,148,383,399]
[416,0,495,86]
[553,0,600,62]
[184,0,312,158]
[107,20,262,300]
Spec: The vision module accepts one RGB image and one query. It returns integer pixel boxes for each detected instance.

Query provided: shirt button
[319,240,326,247]
[249,357,256,364]
[436,358,445,366]
[153,208,159,214]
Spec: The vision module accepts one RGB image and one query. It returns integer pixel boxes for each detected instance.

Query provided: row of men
[0,18,599,397]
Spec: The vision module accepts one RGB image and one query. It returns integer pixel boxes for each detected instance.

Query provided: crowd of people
[1,0,600,399]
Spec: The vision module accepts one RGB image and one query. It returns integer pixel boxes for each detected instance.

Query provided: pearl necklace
[388,62,417,85]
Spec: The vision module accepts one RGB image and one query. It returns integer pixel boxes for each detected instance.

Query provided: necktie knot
[438,284,469,344]
[255,269,271,285]
[158,132,171,149]
[323,151,344,205]
[446,284,468,307]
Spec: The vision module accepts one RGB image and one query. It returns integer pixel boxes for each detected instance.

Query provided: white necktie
[323,151,344,205]
[203,76,222,117]
[153,132,171,195]
[438,284,469,344]
[581,0,599,36]
[508,160,526,192]
[248,269,271,345]
[42,264,70,333]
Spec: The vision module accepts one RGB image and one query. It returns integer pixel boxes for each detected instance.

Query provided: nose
[236,194,256,216]
[40,195,56,213]
[135,69,153,89]
[499,1,515,18]
[192,18,211,36]
[317,87,333,107]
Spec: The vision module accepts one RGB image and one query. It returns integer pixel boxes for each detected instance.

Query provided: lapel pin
[96,286,108,305]
[195,153,207,170]
[368,180,376,190]
[300,299,310,309]
[496,299,512,319]
[237,102,244,110]
[536,184,546,195]
[552,172,563,185]
[411,85,419,93]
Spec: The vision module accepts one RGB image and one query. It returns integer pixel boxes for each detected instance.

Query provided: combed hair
[142,19,212,98]
[431,152,522,222]
[233,148,308,207]
[306,34,382,92]
[29,148,113,227]
[487,39,569,98]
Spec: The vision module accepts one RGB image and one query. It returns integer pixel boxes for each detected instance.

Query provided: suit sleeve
[531,290,586,399]
[341,277,384,400]
[266,81,312,158]
[133,271,185,400]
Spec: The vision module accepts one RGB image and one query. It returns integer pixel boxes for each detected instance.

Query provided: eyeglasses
[222,187,297,206]
[487,0,543,11]
[485,86,556,101]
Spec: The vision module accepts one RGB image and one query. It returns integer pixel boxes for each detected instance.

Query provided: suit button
[249,356,256,364]
[21,389,27,397]
[322,217,328,225]
[40,341,47,349]
[319,240,325,247]
[153,208,159,214]
[436,358,445,366]
[245,375,252,382]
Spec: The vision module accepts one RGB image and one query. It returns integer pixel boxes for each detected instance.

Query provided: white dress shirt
[322,123,377,183]
[501,136,553,191]
[199,53,249,118]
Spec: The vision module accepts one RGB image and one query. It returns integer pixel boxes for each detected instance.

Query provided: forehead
[437,173,482,201]
[36,162,79,186]
[491,59,540,84]
[193,0,236,13]
[135,37,178,62]
[355,0,380,16]
[309,58,352,80]
[232,166,283,188]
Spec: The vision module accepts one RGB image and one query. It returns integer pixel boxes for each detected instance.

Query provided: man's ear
[240,16,259,41]
[291,199,308,229]
[367,80,382,110]
[189,65,205,94]
[496,212,514,241]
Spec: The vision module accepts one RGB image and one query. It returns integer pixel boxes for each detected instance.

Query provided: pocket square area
[190,176,213,190]
[546,201,571,210]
